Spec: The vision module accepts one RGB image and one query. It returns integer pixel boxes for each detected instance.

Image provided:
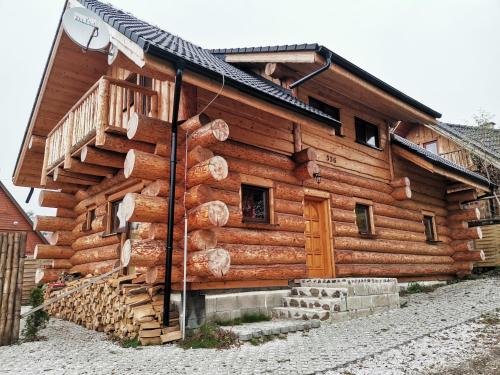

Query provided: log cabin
[396,121,500,268]
[12,0,496,334]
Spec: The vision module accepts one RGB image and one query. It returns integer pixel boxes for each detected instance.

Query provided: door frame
[304,188,336,278]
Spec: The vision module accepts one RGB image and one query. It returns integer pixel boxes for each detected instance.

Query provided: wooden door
[304,198,334,278]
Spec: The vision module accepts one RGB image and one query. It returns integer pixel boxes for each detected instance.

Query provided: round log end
[208,200,230,227]
[478,250,486,261]
[123,149,136,179]
[211,119,230,142]
[34,244,40,259]
[121,239,132,267]
[121,193,136,222]
[206,248,231,277]
[208,156,229,181]
[126,113,139,140]
[145,267,160,284]
[189,229,217,250]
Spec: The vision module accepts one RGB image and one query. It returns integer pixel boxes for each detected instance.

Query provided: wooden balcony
[42,76,158,185]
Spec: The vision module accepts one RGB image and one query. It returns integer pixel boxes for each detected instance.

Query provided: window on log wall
[355,203,375,235]
[242,185,270,223]
[423,213,438,242]
[423,140,438,154]
[355,117,380,149]
[106,199,125,235]
[308,96,342,135]
[83,208,96,232]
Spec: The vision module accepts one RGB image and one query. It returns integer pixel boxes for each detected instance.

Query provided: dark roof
[436,122,500,164]
[209,44,442,119]
[78,0,341,130]
[391,134,494,188]
[0,182,48,244]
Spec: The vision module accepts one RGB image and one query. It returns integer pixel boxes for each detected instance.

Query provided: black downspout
[163,65,184,327]
[289,51,333,90]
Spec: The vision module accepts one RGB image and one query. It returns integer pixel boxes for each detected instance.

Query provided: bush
[21,287,50,342]
[215,312,270,326]
[400,282,439,296]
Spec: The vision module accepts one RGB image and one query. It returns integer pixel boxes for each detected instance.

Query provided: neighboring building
[399,122,500,267]
[0,181,47,303]
[11,0,495,329]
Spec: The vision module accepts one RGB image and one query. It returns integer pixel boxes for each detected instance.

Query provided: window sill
[102,232,120,238]
[355,140,383,151]
[426,240,442,245]
[359,232,377,239]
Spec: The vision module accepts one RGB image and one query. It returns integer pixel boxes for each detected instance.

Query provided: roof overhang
[221,49,440,124]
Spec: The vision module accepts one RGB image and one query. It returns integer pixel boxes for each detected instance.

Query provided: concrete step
[282,296,347,312]
[272,307,331,321]
[296,278,399,296]
[291,286,349,298]
[219,319,321,341]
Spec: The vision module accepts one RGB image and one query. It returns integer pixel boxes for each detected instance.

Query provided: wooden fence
[0,232,27,345]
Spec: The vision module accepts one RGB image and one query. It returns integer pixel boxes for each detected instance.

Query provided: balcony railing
[439,149,475,170]
[44,76,158,171]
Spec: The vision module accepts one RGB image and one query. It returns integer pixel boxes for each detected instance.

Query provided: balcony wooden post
[95,77,110,146]
[40,138,50,186]
[63,112,75,169]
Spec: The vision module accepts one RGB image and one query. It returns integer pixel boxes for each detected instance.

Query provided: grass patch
[121,337,141,348]
[215,312,271,326]
[400,282,440,296]
[480,313,500,326]
[179,323,239,349]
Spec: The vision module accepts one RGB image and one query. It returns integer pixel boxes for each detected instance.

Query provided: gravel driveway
[0,277,499,375]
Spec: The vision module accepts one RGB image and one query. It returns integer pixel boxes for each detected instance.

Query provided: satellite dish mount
[62,7,110,53]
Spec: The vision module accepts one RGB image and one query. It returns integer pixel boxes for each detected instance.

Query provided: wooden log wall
[0,232,26,346]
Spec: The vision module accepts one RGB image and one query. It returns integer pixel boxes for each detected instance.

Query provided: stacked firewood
[0,232,26,346]
[44,273,181,345]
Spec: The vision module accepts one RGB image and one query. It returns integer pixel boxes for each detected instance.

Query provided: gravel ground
[0,277,499,375]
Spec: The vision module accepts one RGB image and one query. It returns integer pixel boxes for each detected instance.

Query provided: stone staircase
[272,278,400,322]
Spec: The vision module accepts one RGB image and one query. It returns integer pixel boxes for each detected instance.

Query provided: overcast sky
[1,0,499,216]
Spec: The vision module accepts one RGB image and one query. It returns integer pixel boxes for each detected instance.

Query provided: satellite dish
[62,7,110,51]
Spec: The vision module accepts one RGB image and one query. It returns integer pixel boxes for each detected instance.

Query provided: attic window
[309,97,341,135]
[424,141,438,154]
[355,117,380,149]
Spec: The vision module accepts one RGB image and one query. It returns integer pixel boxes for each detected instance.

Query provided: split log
[334,250,454,265]
[81,146,125,169]
[334,237,454,256]
[335,263,464,277]
[51,259,73,269]
[447,189,477,203]
[48,231,75,246]
[294,161,320,181]
[293,147,317,164]
[70,244,121,265]
[452,250,485,262]
[38,190,76,209]
[448,209,480,223]
[35,268,62,284]
[187,119,229,150]
[33,216,74,232]
[450,227,482,240]
[186,156,228,188]
[127,113,169,144]
[215,227,305,247]
[34,245,75,259]
[222,244,306,265]
[69,259,120,276]
[72,232,120,251]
